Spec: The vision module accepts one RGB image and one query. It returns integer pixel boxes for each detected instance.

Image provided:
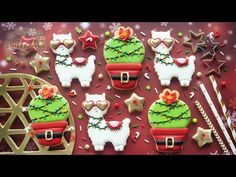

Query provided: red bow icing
[159,89,179,105]
[115,26,134,41]
[38,85,58,99]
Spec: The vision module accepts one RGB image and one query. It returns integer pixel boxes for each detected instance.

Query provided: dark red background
[0,22,236,155]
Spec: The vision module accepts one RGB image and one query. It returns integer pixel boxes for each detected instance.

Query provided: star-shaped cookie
[192,127,213,147]
[124,93,144,113]
[30,54,50,74]
[183,30,206,53]
[199,36,219,59]
[203,52,226,76]
[79,30,99,49]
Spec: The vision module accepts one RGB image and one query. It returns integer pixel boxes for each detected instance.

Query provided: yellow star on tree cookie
[192,127,213,147]
[124,93,144,113]
[30,54,50,74]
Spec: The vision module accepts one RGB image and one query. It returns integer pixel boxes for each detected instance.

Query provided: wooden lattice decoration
[0,73,75,154]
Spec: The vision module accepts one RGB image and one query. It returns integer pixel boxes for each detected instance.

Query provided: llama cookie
[82,93,131,151]
[28,85,70,146]
[148,30,196,87]
[148,89,191,153]
[50,33,96,87]
[103,26,145,90]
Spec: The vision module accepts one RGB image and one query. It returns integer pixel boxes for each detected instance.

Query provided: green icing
[28,94,69,123]
[148,99,191,128]
[103,36,145,63]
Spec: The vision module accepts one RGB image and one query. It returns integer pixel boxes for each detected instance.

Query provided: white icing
[149,30,196,87]
[84,93,131,151]
[51,33,96,88]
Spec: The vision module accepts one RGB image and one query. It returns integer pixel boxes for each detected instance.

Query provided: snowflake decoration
[100,33,104,39]
[134,24,140,30]
[27,28,37,36]
[224,39,228,44]
[234,44,236,49]
[160,22,168,26]
[208,23,212,27]
[109,22,121,33]
[226,55,231,61]
[0,60,8,67]
[1,22,17,31]
[229,30,233,35]
[43,22,53,31]
[199,29,202,32]
[80,22,90,30]
[100,23,106,28]
[229,97,236,110]
[188,22,193,26]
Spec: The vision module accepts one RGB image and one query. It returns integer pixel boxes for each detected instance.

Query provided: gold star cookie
[192,127,213,147]
[124,93,144,113]
[30,54,50,74]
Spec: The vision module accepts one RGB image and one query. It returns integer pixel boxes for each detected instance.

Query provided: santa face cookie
[103,26,145,90]
[28,85,69,146]
[50,33,96,88]
[82,93,131,151]
[148,89,191,153]
[148,30,196,87]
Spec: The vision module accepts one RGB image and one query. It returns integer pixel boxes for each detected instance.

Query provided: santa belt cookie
[150,128,188,152]
[31,121,68,146]
[105,63,142,90]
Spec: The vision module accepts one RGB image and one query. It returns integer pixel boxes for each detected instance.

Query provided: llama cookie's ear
[85,93,90,98]
[68,33,72,38]
[102,93,106,98]
[53,33,56,38]
[151,30,156,37]
[167,30,171,34]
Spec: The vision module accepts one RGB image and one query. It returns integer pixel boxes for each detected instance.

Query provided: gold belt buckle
[120,72,129,83]
[165,136,174,148]
[45,130,53,141]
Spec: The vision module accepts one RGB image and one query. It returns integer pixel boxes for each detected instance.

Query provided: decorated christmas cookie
[82,93,131,151]
[79,30,99,49]
[50,33,96,87]
[148,30,196,87]
[104,26,145,90]
[28,85,70,146]
[148,89,191,153]
[124,93,145,113]
[29,53,50,74]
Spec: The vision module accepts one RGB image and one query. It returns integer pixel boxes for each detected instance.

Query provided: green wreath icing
[148,89,191,128]
[28,87,69,123]
[103,26,145,64]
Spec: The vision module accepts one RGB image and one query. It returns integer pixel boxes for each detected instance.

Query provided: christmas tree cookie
[28,85,69,146]
[148,89,191,153]
[104,26,145,90]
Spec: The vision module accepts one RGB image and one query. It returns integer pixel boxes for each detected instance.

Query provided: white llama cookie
[82,93,131,151]
[148,30,196,87]
[50,33,96,87]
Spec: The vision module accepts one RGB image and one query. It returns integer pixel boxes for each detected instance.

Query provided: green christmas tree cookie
[104,26,145,63]
[148,89,191,128]
[28,85,69,123]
